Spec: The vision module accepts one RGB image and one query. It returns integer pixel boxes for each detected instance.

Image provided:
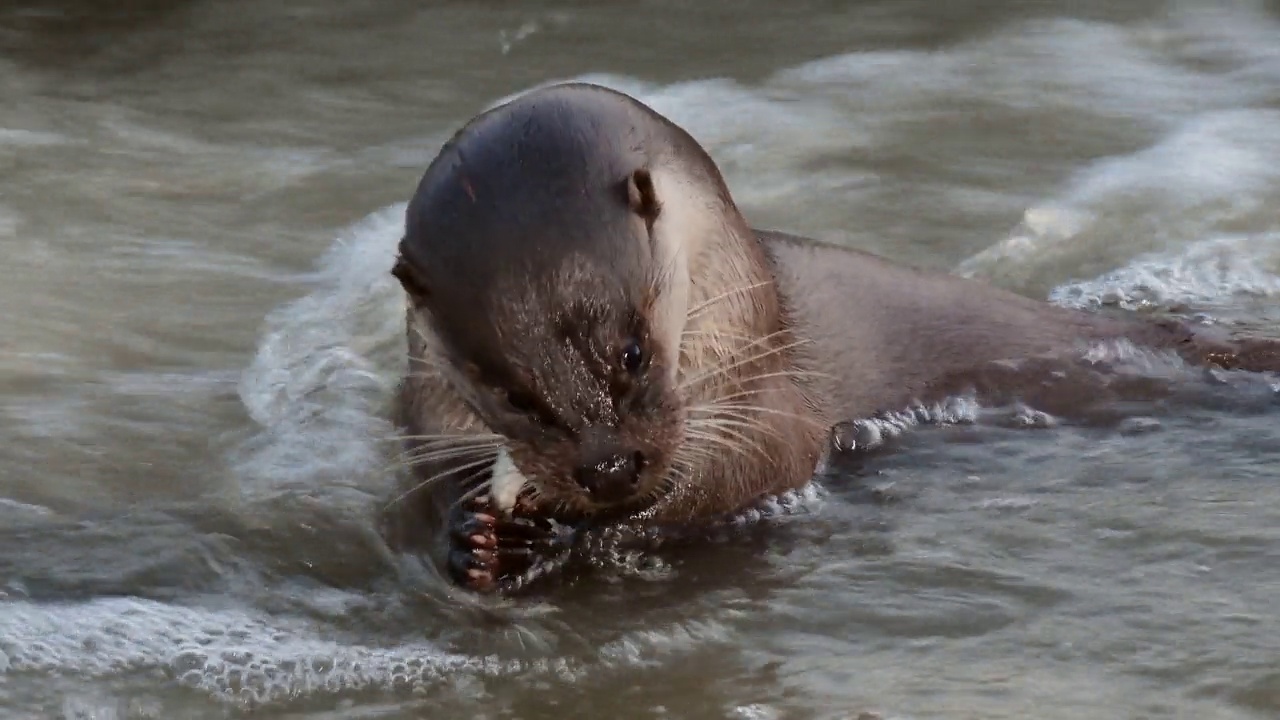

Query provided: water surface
[2,1,1280,718]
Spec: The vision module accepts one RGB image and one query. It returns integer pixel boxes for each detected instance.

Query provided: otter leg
[447,493,575,594]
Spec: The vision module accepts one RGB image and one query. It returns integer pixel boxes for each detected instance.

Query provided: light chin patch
[489,445,530,516]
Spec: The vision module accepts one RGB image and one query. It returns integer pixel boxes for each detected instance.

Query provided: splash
[234,205,409,498]
[958,110,1280,297]
[1049,234,1280,314]
[824,397,982,457]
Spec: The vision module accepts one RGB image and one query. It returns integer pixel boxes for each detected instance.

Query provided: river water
[2,0,1280,718]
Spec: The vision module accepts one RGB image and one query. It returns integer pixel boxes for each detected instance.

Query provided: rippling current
[2,1,1280,718]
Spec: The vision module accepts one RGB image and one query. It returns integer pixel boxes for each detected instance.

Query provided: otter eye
[620,339,645,375]
[506,390,537,414]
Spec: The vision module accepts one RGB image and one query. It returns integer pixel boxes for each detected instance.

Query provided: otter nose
[574,451,645,503]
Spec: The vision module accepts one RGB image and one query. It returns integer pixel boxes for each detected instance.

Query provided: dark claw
[446,491,574,594]
[448,545,489,573]
[451,515,493,544]
[490,515,555,542]
[448,545,496,592]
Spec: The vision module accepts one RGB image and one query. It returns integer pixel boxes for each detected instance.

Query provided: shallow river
[3,1,1280,718]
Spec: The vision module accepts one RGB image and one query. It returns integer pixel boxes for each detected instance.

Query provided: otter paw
[447,494,571,594]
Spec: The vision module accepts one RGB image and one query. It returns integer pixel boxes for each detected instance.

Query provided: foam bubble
[731,703,781,720]
[829,397,981,456]
[0,595,734,709]
[0,596,510,705]
[1048,234,1280,313]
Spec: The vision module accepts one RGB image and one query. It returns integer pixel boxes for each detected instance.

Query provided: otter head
[391,83,741,517]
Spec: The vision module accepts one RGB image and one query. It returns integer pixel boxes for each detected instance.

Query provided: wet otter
[385,82,1280,595]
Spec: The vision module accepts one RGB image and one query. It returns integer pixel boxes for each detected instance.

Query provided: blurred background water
[2,1,1279,718]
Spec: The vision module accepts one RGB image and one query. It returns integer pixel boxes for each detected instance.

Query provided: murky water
[3,0,1280,717]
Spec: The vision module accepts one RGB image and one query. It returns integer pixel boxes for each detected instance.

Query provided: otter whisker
[706,378,830,406]
[681,324,790,355]
[682,427,761,461]
[390,434,501,464]
[384,449,484,477]
[680,320,768,340]
[680,426,750,452]
[690,326,796,361]
[384,455,496,510]
[678,335,815,391]
[681,434,761,468]
[686,412,790,446]
[398,452,494,482]
[672,439,719,459]
[449,475,504,512]
[389,432,502,446]
[391,435,501,450]
[396,444,497,470]
[395,443,501,461]
[678,326,766,344]
[686,410,778,439]
[687,418,773,454]
[684,280,774,321]
[687,325,793,361]
[669,446,717,471]
[695,400,830,430]
[734,365,837,383]
[676,326,804,392]
[685,367,836,399]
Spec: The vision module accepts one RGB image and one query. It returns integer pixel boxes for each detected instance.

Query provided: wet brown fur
[386,82,1280,548]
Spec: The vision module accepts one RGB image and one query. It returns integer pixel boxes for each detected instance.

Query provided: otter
[384,82,1280,595]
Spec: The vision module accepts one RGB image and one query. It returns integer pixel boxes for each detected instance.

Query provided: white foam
[1049,234,1280,313]
[0,595,732,708]
[731,703,781,720]
[0,596,503,705]
[830,397,981,456]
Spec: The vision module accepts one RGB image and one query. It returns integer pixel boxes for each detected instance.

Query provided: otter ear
[625,167,661,230]
[391,251,431,300]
